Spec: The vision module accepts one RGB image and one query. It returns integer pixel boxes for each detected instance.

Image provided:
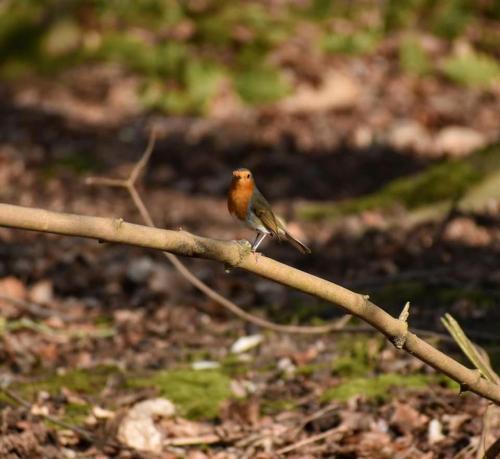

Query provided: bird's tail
[284,231,311,254]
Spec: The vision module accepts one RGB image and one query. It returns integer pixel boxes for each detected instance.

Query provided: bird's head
[232,168,253,185]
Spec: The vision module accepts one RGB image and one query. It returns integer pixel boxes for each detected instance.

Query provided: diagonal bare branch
[86,130,350,335]
[0,202,499,404]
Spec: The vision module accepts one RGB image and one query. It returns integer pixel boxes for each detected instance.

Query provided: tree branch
[0,202,499,404]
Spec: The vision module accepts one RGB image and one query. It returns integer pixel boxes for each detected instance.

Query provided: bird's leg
[250,232,267,262]
[251,232,267,252]
[251,232,261,250]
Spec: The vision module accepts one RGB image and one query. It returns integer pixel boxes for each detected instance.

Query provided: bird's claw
[251,250,262,263]
[233,240,262,263]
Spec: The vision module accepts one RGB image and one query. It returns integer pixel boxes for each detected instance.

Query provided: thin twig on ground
[0,294,72,320]
[0,385,94,442]
[276,425,347,455]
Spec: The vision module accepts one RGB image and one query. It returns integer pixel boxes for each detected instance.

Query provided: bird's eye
[246,173,250,178]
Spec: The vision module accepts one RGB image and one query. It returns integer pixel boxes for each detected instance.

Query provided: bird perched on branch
[227,168,311,254]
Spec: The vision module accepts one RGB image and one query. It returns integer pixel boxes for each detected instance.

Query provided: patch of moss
[127,369,232,420]
[62,402,90,426]
[261,398,297,415]
[295,363,322,377]
[0,365,121,407]
[29,366,120,398]
[383,0,474,38]
[323,30,381,55]
[300,159,482,221]
[221,354,249,377]
[399,35,431,76]
[43,153,99,177]
[429,0,472,39]
[441,51,500,88]
[234,64,290,104]
[321,373,447,402]
[332,336,383,377]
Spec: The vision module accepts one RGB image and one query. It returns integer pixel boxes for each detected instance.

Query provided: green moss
[127,369,231,420]
[234,65,290,104]
[321,373,443,402]
[383,0,429,31]
[221,354,248,377]
[441,51,500,88]
[399,35,431,76]
[261,399,297,415]
[62,402,90,425]
[43,153,99,177]
[430,0,472,39]
[332,336,383,377]
[28,366,120,398]
[261,398,297,415]
[97,34,190,78]
[323,30,381,55]
[300,159,482,221]
[0,365,121,406]
[383,0,474,38]
[295,363,322,377]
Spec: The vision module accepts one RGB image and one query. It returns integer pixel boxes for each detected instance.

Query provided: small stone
[191,360,220,370]
[388,121,431,154]
[230,335,263,354]
[29,280,53,304]
[443,217,491,246]
[428,419,445,444]
[433,126,486,157]
[126,257,155,283]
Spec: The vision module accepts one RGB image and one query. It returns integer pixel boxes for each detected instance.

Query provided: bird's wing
[250,188,281,235]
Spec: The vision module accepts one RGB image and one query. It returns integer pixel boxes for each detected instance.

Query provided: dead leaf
[390,402,429,434]
[117,398,175,453]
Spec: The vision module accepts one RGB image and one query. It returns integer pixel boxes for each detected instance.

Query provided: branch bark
[0,202,499,405]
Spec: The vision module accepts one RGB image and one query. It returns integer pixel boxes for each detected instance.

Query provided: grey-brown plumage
[228,168,311,254]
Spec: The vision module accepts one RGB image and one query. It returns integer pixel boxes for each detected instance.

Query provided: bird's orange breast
[228,179,254,220]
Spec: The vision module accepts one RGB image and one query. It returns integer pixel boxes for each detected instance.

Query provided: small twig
[0,294,72,320]
[86,129,351,335]
[476,403,500,459]
[441,314,500,457]
[392,301,410,349]
[288,404,338,437]
[164,434,223,447]
[0,385,94,442]
[276,426,346,455]
[441,314,499,384]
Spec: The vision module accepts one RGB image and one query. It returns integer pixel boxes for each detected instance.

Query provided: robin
[227,168,311,254]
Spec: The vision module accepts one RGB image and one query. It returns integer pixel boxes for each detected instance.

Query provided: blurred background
[0,1,499,456]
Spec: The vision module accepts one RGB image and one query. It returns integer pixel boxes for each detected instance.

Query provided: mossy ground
[0,366,232,422]
[127,369,232,420]
[299,144,500,221]
[321,373,457,402]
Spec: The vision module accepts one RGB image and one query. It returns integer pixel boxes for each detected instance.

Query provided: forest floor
[0,43,499,458]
